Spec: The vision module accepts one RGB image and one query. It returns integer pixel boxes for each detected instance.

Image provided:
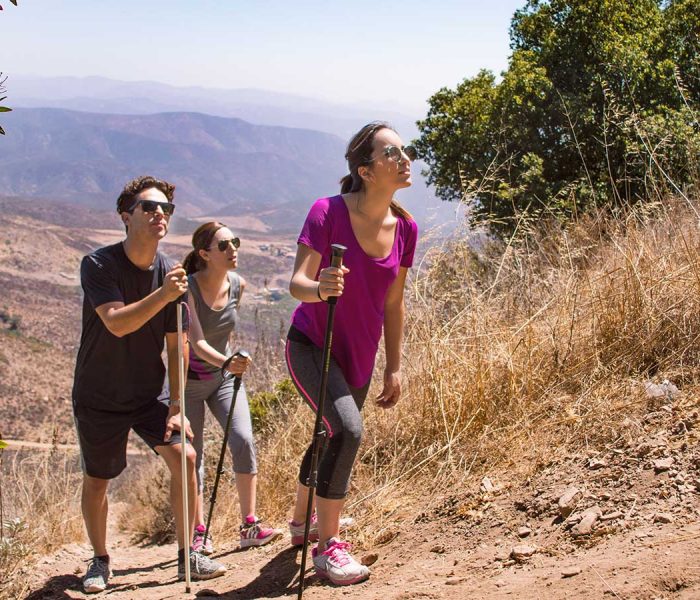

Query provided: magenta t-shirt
[290,195,418,387]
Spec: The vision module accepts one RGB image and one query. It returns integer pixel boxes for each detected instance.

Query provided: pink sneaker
[240,515,282,548]
[192,524,214,555]
[312,537,369,586]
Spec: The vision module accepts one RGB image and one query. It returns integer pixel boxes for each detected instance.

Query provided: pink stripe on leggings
[285,339,334,438]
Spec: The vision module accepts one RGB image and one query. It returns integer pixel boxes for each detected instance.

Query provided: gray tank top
[187,271,240,378]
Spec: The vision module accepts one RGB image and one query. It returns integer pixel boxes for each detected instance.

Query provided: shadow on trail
[25,574,82,599]
[215,546,325,599]
[111,556,176,577]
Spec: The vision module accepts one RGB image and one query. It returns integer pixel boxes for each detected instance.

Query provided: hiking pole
[177,301,191,593]
[297,243,346,600]
[204,349,250,546]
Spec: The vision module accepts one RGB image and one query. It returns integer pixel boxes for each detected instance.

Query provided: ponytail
[340,173,359,194]
[183,249,199,275]
[390,199,413,221]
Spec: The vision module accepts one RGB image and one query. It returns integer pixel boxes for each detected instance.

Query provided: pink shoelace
[323,540,353,566]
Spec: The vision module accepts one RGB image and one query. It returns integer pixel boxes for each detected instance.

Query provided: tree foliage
[416,0,700,237]
[0,1,18,134]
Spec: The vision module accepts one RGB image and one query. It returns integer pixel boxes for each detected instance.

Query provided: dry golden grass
[120,194,700,553]
[0,443,83,600]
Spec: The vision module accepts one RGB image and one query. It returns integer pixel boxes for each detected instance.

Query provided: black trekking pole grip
[326,244,347,306]
[297,244,346,600]
[204,349,249,546]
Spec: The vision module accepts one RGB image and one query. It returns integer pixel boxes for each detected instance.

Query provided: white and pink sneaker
[311,537,369,586]
[239,515,282,548]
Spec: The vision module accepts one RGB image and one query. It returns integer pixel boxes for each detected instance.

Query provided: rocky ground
[23,390,700,599]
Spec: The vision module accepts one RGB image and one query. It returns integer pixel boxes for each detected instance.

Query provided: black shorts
[73,400,182,479]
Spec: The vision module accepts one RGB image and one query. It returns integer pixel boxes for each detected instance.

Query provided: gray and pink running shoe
[239,515,283,548]
[312,537,370,586]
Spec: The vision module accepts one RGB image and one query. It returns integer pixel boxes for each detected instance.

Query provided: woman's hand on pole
[226,354,252,377]
[164,411,194,441]
[376,369,401,409]
[317,265,349,302]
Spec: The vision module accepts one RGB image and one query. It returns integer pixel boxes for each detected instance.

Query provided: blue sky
[2,0,524,113]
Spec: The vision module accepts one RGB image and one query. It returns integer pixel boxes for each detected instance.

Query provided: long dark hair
[183,221,227,275]
[339,121,413,221]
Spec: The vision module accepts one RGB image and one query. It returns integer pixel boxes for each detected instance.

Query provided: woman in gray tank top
[183,221,281,553]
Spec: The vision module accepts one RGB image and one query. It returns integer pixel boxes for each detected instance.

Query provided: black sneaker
[178,550,226,581]
[83,556,111,593]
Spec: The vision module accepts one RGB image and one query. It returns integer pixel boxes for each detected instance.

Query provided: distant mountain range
[10,75,421,139]
[2,107,454,232]
[1,107,347,225]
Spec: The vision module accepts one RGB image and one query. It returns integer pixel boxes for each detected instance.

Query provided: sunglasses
[132,199,175,216]
[371,144,418,163]
[209,238,241,252]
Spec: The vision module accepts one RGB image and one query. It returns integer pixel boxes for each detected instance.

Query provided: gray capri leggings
[186,372,257,492]
[285,329,370,500]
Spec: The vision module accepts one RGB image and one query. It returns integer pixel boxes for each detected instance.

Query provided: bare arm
[94,264,188,338]
[289,244,348,303]
[187,290,228,369]
[377,266,409,408]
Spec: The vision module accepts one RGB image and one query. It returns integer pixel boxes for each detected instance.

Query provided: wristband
[169,400,180,407]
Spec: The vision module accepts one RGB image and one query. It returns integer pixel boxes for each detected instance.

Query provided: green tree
[0,1,18,134]
[416,0,700,237]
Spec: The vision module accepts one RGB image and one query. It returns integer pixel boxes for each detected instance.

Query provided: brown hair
[339,121,413,221]
[116,175,175,214]
[183,221,227,275]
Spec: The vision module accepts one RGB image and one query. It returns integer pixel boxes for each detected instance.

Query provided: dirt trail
[24,497,700,600]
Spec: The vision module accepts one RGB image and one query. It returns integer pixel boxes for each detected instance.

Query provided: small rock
[510,544,537,562]
[562,566,582,578]
[558,487,582,519]
[653,512,674,524]
[431,545,446,554]
[517,526,532,538]
[588,458,607,470]
[645,380,679,401]
[481,476,495,493]
[195,591,220,598]
[571,505,602,537]
[600,511,623,522]
[495,579,508,587]
[361,552,379,566]
[654,457,674,473]
[446,577,468,585]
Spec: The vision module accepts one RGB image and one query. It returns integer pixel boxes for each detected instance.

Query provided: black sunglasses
[209,238,241,252]
[132,199,175,216]
[370,144,417,163]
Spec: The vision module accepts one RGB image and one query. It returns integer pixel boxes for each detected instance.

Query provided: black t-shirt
[72,242,185,413]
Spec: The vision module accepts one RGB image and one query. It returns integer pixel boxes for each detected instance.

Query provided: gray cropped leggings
[185,373,257,493]
[285,333,370,500]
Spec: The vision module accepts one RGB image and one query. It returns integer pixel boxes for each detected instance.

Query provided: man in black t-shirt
[72,176,226,593]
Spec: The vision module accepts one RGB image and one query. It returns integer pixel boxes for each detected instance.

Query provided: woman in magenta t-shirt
[285,122,418,585]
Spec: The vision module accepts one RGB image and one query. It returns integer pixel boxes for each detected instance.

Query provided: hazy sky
[2,0,524,114]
